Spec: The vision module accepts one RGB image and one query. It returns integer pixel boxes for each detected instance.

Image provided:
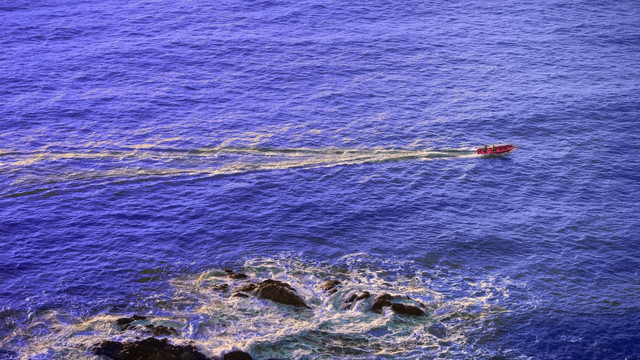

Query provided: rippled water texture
[1,0,640,359]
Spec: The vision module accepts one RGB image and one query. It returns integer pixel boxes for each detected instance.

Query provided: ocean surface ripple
[1,0,639,359]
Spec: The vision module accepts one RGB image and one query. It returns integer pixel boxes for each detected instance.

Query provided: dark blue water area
[2,0,640,359]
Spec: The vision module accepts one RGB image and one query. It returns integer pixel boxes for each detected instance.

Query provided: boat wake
[0,146,478,197]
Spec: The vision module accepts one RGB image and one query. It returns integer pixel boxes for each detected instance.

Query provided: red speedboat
[477,144,515,155]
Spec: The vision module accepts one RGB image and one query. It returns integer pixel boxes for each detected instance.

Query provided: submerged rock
[114,314,179,336]
[145,324,179,336]
[229,273,248,279]
[225,269,249,280]
[93,338,208,360]
[427,322,447,338]
[212,284,230,292]
[318,280,341,294]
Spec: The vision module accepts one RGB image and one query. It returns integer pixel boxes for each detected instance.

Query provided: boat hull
[477,144,515,155]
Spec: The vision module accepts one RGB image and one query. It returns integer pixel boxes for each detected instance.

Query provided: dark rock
[390,303,425,317]
[231,283,256,298]
[236,284,257,292]
[228,273,248,280]
[342,291,372,310]
[318,280,341,294]
[346,291,371,303]
[371,294,426,316]
[253,280,309,308]
[115,315,178,336]
[231,280,309,308]
[224,269,248,280]
[371,294,393,313]
[93,338,208,360]
[212,284,229,292]
[93,341,123,358]
[116,315,147,330]
[145,324,179,336]
[223,350,253,360]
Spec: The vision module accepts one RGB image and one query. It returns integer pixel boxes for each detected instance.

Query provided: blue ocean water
[1,0,640,358]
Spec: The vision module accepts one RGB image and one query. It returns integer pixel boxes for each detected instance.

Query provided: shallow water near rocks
[1,0,640,359]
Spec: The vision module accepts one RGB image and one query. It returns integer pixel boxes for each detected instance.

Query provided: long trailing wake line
[0,147,480,197]
[0,146,479,165]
